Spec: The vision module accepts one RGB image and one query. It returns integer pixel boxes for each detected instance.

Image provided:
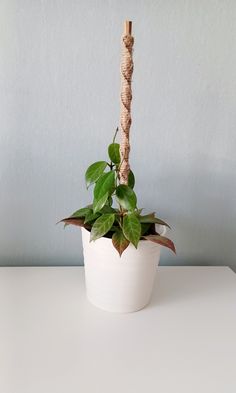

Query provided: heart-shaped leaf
[93,192,109,214]
[143,234,176,253]
[116,185,137,211]
[112,229,130,256]
[85,161,107,188]
[123,213,141,248]
[108,143,120,164]
[90,213,115,241]
[139,213,171,229]
[93,171,115,202]
[128,170,135,189]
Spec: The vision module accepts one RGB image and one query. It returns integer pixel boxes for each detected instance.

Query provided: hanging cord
[119,21,134,185]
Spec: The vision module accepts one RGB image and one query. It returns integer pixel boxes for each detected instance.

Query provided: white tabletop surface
[0,266,235,393]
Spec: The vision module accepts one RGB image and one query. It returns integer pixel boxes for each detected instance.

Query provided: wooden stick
[124,21,132,35]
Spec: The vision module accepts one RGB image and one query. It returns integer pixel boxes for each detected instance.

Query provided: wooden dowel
[124,21,132,35]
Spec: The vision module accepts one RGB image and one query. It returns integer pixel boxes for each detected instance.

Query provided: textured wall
[1,1,236,269]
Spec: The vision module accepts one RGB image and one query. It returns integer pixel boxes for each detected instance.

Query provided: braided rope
[119,32,134,185]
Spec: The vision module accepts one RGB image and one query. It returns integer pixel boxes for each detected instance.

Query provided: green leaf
[139,213,171,229]
[123,213,141,248]
[94,171,115,201]
[112,229,130,256]
[143,235,176,254]
[116,185,137,211]
[90,214,115,241]
[100,205,117,214]
[108,143,120,164]
[93,192,109,214]
[128,170,135,189]
[84,212,100,224]
[85,161,107,188]
[70,207,92,218]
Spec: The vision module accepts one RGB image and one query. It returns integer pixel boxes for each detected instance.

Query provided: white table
[0,266,235,393]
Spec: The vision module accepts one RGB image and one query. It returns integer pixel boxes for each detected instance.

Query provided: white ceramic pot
[81,225,166,313]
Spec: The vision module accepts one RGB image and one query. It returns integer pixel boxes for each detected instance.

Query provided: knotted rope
[119,21,134,185]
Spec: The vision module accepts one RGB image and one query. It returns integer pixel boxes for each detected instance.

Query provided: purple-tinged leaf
[143,234,176,254]
[59,217,86,228]
[112,230,130,256]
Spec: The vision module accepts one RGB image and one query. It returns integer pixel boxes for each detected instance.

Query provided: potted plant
[60,21,175,313]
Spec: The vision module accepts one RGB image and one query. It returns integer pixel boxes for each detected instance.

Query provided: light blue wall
[1,1,236,270]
